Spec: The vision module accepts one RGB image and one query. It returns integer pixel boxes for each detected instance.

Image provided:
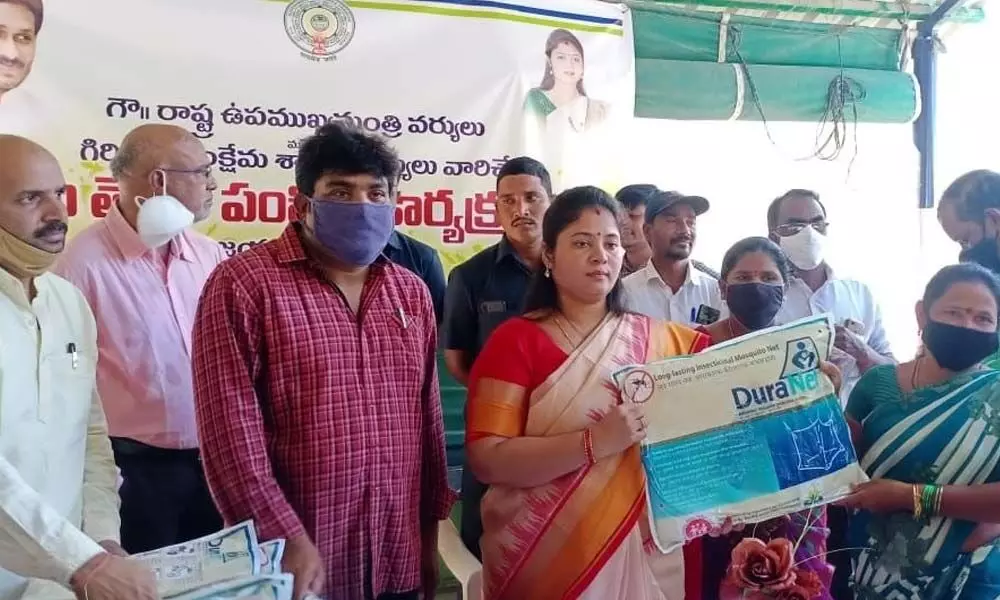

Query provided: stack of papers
[133,521,293,599]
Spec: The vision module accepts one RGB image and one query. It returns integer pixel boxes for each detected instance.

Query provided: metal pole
[913,0,962,209]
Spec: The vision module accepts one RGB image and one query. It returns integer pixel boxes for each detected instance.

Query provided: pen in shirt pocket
[67,342,78,370]
[396,307,409,329]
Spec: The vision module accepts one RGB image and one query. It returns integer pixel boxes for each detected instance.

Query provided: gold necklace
[554,313,596,348]
[562,315,588,338]
[553,316,581,347]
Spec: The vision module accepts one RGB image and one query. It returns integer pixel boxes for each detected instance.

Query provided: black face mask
[960,233,1000,274]
[922,320,999,372]
[726,283,785,331]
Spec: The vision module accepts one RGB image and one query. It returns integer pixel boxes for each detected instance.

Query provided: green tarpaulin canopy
[628,0,982,122]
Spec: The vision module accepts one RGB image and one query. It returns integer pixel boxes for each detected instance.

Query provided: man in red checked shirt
[191,121,455,600]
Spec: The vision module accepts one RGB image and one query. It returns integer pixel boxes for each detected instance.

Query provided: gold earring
[544,268,551,278]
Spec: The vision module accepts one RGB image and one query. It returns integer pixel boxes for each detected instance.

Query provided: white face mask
[134,170,195,249]
[779,226,827,271]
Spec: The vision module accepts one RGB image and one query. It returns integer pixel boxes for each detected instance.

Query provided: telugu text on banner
[0,0,634,271]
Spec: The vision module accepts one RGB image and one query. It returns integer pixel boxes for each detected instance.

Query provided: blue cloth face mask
[308,197,395,266]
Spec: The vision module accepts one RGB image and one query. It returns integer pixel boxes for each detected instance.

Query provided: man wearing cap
[623,190,726,327]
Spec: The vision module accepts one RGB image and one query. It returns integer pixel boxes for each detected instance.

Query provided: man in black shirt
[383,230,446,324]
[441,156,553,558]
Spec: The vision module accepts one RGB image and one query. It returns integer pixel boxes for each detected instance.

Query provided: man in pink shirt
[54,123,225,553]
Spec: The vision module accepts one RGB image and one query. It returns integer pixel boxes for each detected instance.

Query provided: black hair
[615,184,659,210]
[539,29,587,95]
[923,262,1000,325]
[495,156,552,196]
[523,185,627,315]
[720,236,792,283]
[294,121,400,197]
[766,189,828,232]
[940,170,1000,222]
[1,0,41,33]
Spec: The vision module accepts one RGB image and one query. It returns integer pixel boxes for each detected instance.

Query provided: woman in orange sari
[465,186,708,600]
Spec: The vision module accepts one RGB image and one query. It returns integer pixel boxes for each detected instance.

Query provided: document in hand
[132,520,291,599]
[613,315,868,552]
[258,539,286,575]
[163,574,294,600]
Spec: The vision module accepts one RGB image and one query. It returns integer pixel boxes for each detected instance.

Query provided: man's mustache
[34,221,68,238]
[0,57,25,70]
[512,217,536,227]
[669,236,693,246]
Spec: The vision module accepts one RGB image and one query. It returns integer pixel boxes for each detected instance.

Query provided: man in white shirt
[768,189,894,393]
[0,135,156,600]
[767,188,892,600]
[623,190,726,326]
[0,2,62,138]
[615,183,657,277]
[0,0,39,104]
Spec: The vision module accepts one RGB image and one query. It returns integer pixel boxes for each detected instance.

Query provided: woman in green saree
[840,263,1000,598]
[524,28,608,133]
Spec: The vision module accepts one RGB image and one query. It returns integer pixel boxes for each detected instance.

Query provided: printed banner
[613,315,868,552]
[0,0,634,271]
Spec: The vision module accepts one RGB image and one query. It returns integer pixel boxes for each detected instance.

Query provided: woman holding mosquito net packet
[695,237,840,600]
[464,186,711,599]
[839,262,1000,599]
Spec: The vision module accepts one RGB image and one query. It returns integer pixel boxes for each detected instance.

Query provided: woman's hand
[819,359,843,395]
[962,523,1000,552]
[834,479,911,514]
[591,403,647,460]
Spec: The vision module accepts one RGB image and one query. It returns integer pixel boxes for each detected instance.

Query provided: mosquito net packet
[613,314,869,552]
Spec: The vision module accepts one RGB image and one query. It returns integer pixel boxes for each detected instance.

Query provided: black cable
[813,74,866,163]
[726,24,865,171]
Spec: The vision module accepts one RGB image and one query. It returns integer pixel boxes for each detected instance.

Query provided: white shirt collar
[789,264,836,291]
[0,267,53,309]
[642,261,703,288]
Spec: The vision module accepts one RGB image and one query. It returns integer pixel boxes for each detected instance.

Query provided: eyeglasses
[775,221,828,237]
[162,165,213,179]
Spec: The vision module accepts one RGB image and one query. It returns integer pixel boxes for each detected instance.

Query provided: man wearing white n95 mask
[53,124,225,554]
[0,135,156,599]
[768,189,894,395]
[767,188,892,600]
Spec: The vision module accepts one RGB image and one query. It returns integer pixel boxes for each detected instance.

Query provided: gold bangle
[912,484,923,520]
[933,486,944,517]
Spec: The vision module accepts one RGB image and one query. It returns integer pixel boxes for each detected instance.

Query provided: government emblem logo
[284,0,356,62]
